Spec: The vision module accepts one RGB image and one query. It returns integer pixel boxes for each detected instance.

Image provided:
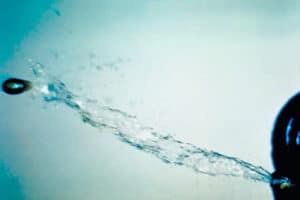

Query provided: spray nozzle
[2,78,33,95]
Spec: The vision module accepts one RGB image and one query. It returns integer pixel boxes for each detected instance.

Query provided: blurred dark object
[271,92,300,199]
[2,78,32,95]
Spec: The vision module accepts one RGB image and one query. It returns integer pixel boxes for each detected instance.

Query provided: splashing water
[29,60,272,183]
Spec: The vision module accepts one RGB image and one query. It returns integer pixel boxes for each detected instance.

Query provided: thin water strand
[30,61,272,183]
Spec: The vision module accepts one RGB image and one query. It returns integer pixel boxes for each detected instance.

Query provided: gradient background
[1,0,300,199]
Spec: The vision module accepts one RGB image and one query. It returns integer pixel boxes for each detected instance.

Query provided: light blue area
[0,161,24,200]
[296,131,300,145]
[285,118,294,145]
[0,0,57,67]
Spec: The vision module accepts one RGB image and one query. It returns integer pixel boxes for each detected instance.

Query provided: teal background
[1,0,300,199]
[0,0,55,66]
[1,0,55,198]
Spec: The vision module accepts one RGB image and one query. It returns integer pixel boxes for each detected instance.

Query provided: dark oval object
[2,78,32,95]
[271,92,300,199]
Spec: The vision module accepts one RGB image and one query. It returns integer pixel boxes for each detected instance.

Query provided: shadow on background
[0,161,24,199]
[0,0,57,66]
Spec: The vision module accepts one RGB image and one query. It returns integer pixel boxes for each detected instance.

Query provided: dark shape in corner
[2,78,32,95]
[271,92,300,199]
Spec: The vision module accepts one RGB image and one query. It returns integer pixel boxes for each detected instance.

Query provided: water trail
[29,61,272,183]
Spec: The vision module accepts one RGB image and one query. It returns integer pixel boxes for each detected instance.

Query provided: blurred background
[1,0,300,199]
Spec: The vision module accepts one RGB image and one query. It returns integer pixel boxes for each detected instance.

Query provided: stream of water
[29,60,272,184]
